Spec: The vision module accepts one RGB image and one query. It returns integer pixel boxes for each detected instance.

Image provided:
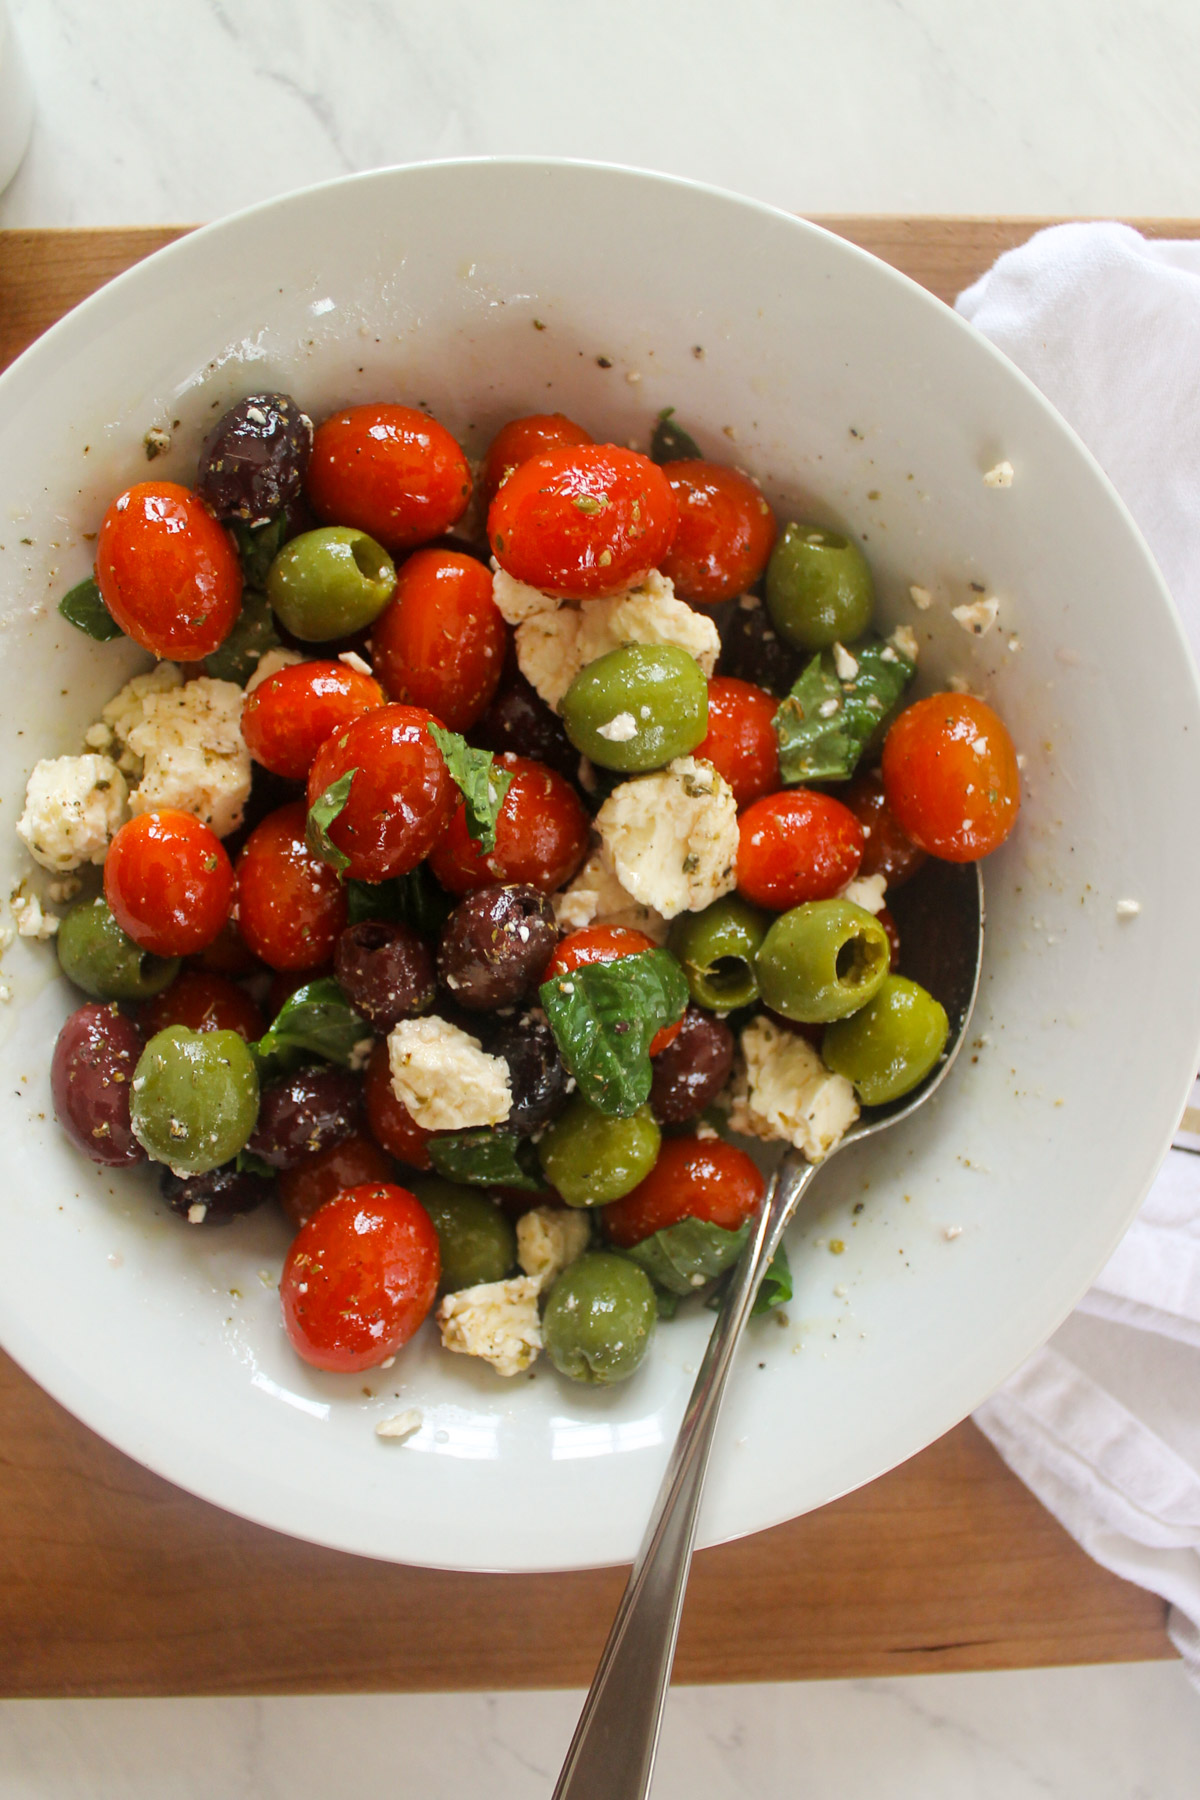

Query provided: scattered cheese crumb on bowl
[982,460,1014,488]
[376,1408,423,1443]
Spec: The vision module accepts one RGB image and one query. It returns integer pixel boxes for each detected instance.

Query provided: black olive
[491,1012,571,1134]
[160,1162,272,1225]
[196,392,313,524]
[437,885,557,1011]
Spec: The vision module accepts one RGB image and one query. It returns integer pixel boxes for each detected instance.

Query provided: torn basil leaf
[428,724,512,853]
[650,407,702,465]
[235,1148,277,1181]
[255,976,367,1068]
[345,865,455,936]
[203,589,281,686]
[58,577,123,642]
[231,514,291,589]
[623,1216,791,1316]
[773,633,915,784]
[750,1240,792,1316]
[305,768,357,876]
[429,1128,543,1191]
[540,948,689,1117]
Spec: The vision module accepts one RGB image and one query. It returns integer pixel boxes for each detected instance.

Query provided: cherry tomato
[241,660,384,782]
[306,704,455,883]
[280,1183,441,1373]
[278,1133,394,1232]
[695,677,780,807]
[544,924,682,1057]
[306,404,471,553]
[602,1138,764,1247]
[480,412,594,510]
[428,752,589,896]
[881,693,1021,862]
[189,915,264,979]
[658,461,776,605]
[737,789,864,910]
[488,445,678,599]
[141,969,264,1043]
[840,768,927,887]
[364,1040,433,1169]
[372,549,507,732]
[96,481,243,660]
[104,810,234,957]
[235,801,348,971]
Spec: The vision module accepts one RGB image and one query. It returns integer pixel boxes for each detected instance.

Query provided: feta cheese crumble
[126,676,252,837]
[837,872,887,916]
[596,712,638,743]
[11,892,60,939]
[982,460,1015,488]
[832,641,859,681]
[908,585,933,611]
[728,1018,859,1161]
[516,1206,591,1285]
[1116,898,1141,920]
[16,754,128,872]
[889,624,920,662]
[376,1408,423,1442]
[101,662,184,762]
[596,756,738,921]
[245,647,304,692]
[387,1016,512,1131]
[338,650,373,677]
[552,844,669,943]
[435,1275,544,1377]
[951,596,1000,637]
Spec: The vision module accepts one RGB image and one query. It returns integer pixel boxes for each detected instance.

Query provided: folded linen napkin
[958,222,1200,1682]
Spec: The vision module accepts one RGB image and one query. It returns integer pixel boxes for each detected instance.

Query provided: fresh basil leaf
[255,976,368,1068]
[235,1148,277,1181]
[654,1288,680,1321]
[345,865,455,936]
[624,1216,749,1296]
[650,407,702,465]
[58,577,123,642]
[540,948,688,1117]
[203,589,281,686]
[305,769,357,877]
[429,1128,544,1190]
[231,514,290,589]
[773,632,915,784]
[751,1241,792,1316]
[428,723,512,853]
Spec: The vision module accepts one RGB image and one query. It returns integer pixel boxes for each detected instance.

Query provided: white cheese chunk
[982,460,1015,488]
[376,1407,423,1442]
[513,569,720,710]
[491,567,563,625]
[832,641,859,681]
[244,647,304,693]
[596,712,638,743]
[908,585,933,611]
[101,662,184,755]
[387,1016,512,1131]
[837,872,888,916]
[596,756,738,921]
[11,892,60,939]
[951,596,1000,636]
[16,754,129,872]
[516,1206,592,1285]
[436,1275,544,1377]
[553,843,670,943]
[126,676,252,837]
[1116,898,1141,920]
[889,624,920,662]
[728,1017,859,1161]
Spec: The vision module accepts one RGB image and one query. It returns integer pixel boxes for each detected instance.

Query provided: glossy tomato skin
[104,810,234,957]
[278,1133,394,1232]
[488,445,678,599]
[840,769,927,888]
[305,704,455,883]
[428,752,589,896]
[280,1183,441,1373]
[695,677,780,807]
[658,461,777,605]
[235,800,348,971]
[881,694,1021,862]
[141,969,264,1043]
[602,1137,764,1247]
[96,481,243,660]
[372,549,507,732]
[544,925,681,1056]
[364,1040,433,1169]
[306,404,471,554]
[737,789,864,910]
[241,660,384,782]
[480,412,593,510]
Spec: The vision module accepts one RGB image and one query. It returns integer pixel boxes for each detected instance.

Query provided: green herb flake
[428,724,513,853]
[58,577,123,642]
[572,493,607,515]
[773,633,915,784]
[650,407,702,465]
[540,948,688,1117]
[254,976,368,1069]
[230,514,290,589]
[622,1217,791,1316]
[305,769,357,877]
[203,589,281,686]
[345,865,454,936]
[429,1128,543,1190]
[235,1148,277,1181]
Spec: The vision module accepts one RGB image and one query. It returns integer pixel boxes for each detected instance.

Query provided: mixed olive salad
[26,392,1020,1388]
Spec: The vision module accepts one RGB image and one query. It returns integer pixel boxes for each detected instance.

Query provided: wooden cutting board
[0,218,1186,1699]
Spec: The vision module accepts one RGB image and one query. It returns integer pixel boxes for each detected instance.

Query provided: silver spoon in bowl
[552,858,985,1800]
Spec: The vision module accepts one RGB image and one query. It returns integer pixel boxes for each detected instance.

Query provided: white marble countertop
[3,1,1200,1795]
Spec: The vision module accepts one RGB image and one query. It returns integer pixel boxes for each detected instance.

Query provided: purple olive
[247,1066,361,1170]
[51,1001,145,1167]
[716,595,804,696]
[437,885,557,1012]
[490,1012,571,1134]
[334,921,436,1032]
[196,392,313,524]
[160,1163,272,1225]
[468,671,579,780]
[649,1007,735,1123]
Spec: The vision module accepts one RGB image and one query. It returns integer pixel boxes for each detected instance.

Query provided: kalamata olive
[436,884,557,1011]
[334,920,436,1031]
[716,594,804,697]
[160,1162,273,1225]
[196,392,314,524]
[468,670,579,781]
[490,1012,571,1135]
[246,1065,361,1169]
[649,1006,735,1124]
[51,1001,145,1167]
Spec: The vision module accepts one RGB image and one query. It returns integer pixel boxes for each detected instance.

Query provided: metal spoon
[552,859,985,1800]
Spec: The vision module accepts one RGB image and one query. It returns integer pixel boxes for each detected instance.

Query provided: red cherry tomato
[141,969,264,1043]
[96,481,243,660]
[428,752,589,896]
[306,404,471,554]
[278,1133,394,1232]
[695,677,780,807]
[480,412,594,511]
[737,789,864,910]
[602,1138,765,1248]
[305,704,455,883]
[241,660,384,782]
[372,549,507,732]
[840,768,927,887]
[280,1183,441,1373]
[488,445,678,599]
[881,693,1021,862]
[658,461,777,605]
[364,1040,433,1169]
[544,925,682,1057]
[104,810,234,957]
[189,915,264,979]
[235,801,348,971]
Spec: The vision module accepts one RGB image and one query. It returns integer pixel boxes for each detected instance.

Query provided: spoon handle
[552,1152,820,1800]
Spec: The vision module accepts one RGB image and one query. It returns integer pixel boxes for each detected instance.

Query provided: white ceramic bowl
[2,161,1198,1573]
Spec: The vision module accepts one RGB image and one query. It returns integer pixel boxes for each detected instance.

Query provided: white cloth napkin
[957,222,1200,1681]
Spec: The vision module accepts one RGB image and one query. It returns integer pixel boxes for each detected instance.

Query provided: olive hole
[803,528,847,552]
[835,931,884,988]
[351,537,386,581]
[706,955,752,1000]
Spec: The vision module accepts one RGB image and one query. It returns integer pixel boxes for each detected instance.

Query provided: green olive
[409,1175,517,1292]
[266,526,396,642]
[560,644,708,773]
[57,895,181,1001]
[668,895,770,1013]
[765,522,874,651]
[130,1025,259,1175]
[822,975,949,1105]
[756,899,891,1023]
[538,1098,661,1207]
[542,1251,656,1384]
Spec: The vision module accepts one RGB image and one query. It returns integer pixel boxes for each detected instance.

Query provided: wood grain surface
[0,217,1180,1697]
